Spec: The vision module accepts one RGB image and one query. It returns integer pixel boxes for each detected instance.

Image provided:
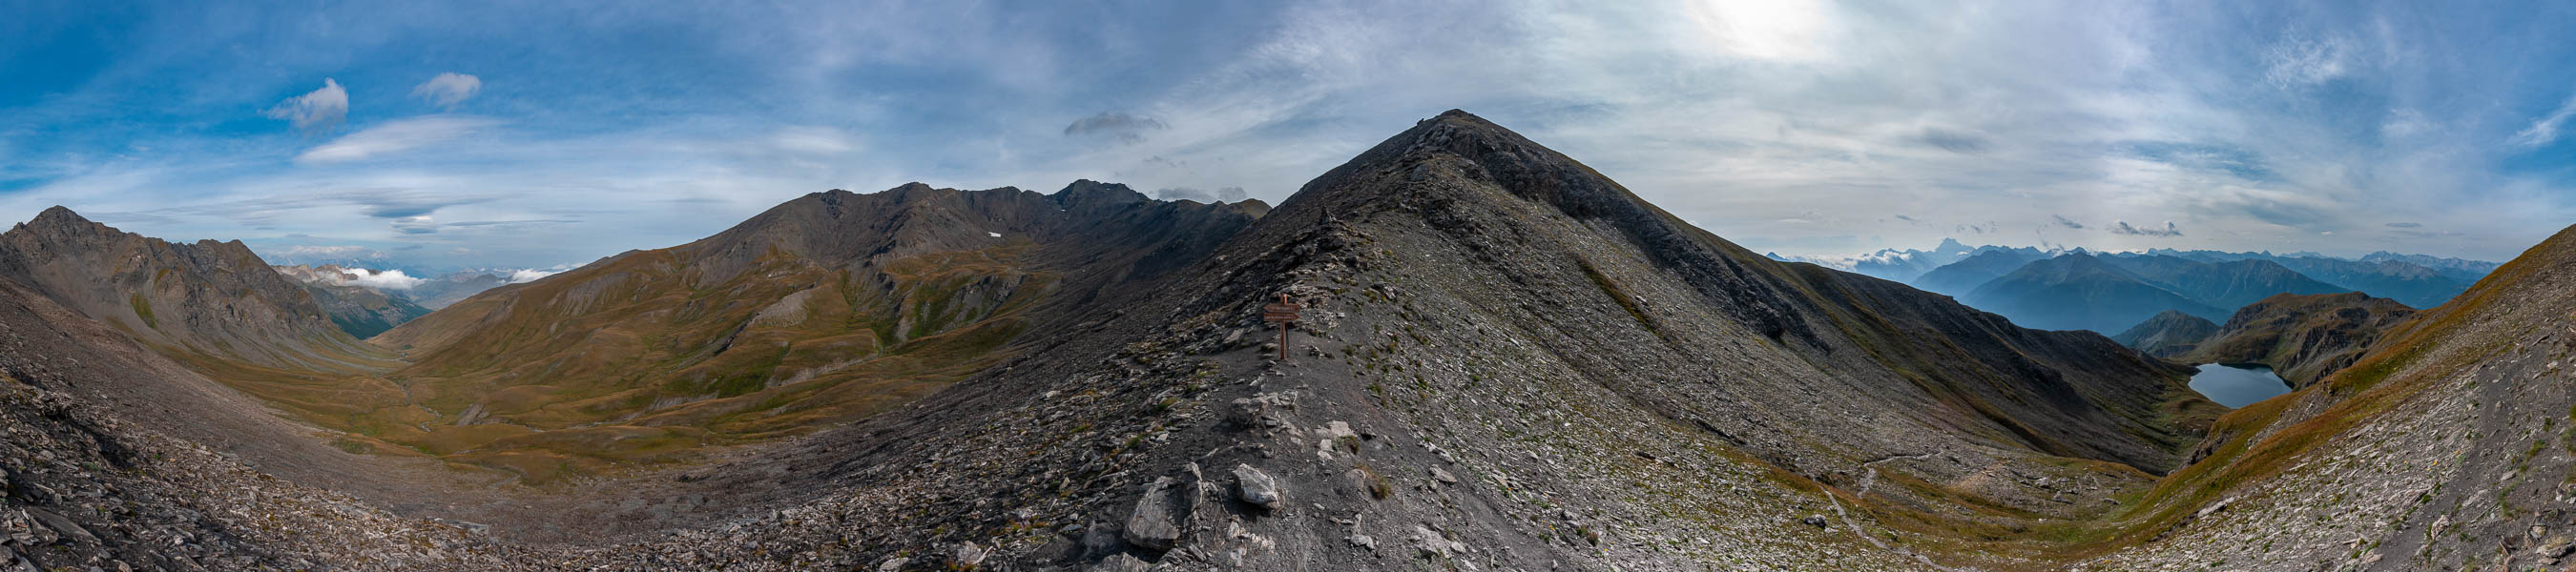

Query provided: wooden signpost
[1262,294,1301,360]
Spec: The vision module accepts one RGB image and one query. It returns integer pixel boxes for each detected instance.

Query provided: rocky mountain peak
[12,206,116,241]
[23,205,93,229]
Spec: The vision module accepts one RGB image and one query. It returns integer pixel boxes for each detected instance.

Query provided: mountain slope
[2111,310,2221,358]
[364,182,1268,481]
[2179,292,2416,388]
[1911,248,2047,296]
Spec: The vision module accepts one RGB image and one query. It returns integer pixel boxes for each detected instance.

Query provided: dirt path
[1826,452,1969,571]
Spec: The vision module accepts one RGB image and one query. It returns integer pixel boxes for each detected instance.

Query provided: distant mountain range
[1954,253,2233,332]
[1778,240,2497,334]
[1764,238,2048,283]
[1911,248,2052,296]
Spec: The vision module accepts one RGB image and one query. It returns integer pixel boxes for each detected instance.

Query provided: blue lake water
[2190,363,2291,407]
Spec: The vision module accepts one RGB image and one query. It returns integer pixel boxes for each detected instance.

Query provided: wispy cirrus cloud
[296,115,495,164]
[2509,91,2576,147]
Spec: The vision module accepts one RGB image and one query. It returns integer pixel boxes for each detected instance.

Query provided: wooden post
[1261,294,1302,361]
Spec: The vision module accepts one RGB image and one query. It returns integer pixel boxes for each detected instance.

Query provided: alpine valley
[1,111,2569,572]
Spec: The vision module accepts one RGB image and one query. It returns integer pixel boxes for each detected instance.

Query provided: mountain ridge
[0,207,387,371]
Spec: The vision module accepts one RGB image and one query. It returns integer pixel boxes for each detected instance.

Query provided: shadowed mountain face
[0,208,386,371]
[361,181,1269,481]
[2112,310,2222,358]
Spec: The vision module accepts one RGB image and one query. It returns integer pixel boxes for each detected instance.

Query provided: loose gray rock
[2539,536,2573,559]
[1233,464,1282,510]
[1801,515,1828,528]
[1091,553,1150,572]
[951,541,987,568]
[1123,478,1181,551]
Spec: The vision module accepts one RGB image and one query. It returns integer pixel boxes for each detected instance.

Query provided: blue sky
[7,1,2576,271]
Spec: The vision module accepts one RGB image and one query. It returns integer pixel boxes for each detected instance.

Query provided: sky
[7,0,2576,271]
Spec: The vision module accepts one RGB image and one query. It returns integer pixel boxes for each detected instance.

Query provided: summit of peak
[1050,179,1147,210]
[14,206,116,237]
[27,206,93,227]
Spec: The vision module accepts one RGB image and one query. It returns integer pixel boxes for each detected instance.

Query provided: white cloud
[296,115,494,163]
[336,268,426,290]
[2510,92,2576,147]
[410,72,482,108]
[507,268,560,283]
[264,78,349,133]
